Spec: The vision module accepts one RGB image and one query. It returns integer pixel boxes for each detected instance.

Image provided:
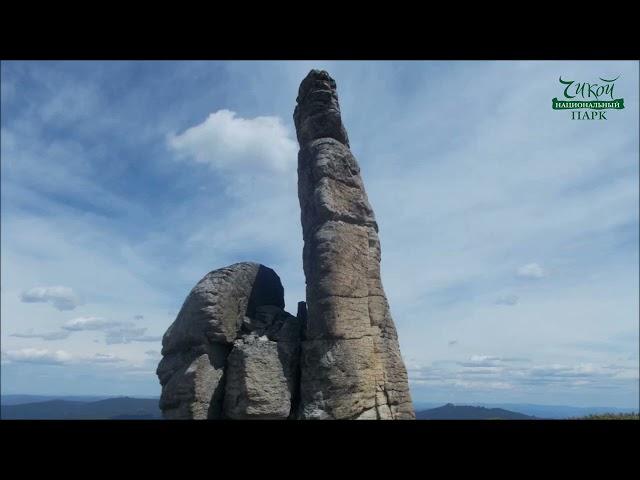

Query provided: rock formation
[157,262,302,419]
[295,70,414,419]
[156,70,414,420]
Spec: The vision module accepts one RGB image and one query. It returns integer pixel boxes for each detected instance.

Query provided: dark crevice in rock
[287,304,306,419]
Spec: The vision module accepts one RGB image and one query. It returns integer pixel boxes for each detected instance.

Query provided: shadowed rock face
[295,70,415,419]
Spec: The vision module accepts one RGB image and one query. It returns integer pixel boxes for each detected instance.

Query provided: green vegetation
[576,412,639,420]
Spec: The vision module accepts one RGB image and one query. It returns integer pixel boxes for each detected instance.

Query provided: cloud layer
[10,331,71,341]
[62,317,124,331]
[20,286,80,311]
[408,355,638,403]
[1,349,125,366]
[2,348,72,365]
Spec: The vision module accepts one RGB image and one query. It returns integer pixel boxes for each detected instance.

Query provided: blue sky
[1,60,638,408]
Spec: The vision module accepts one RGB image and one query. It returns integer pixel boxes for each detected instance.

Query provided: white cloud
[2,348,72,365]
[62,316,124,331]
[452,380,514,390]
[461,355,505,367]
[104,327,161,345]
[167,109,297,174]
[20,286,80,311]
[0,349,128,366]
[88,353,124,364]
[459,355,530,368]
[10,330,71,341]
[517,263,545,279]
[58,317,161,344]
[470,355,500,363]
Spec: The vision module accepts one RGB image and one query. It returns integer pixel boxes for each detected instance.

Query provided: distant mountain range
[416,403,535,420]
[1,395,636,419]
[1,395,115,406]
[1,398,534,420]
[1,397,160,419]
[412,401,638,419]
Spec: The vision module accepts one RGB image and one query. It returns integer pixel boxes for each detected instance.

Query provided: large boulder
[161,262,284,355]
[156,262,300,419]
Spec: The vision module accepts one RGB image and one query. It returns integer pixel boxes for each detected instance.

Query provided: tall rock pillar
[294,70,415,419]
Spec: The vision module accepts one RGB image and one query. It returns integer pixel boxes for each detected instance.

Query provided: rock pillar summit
[156,70,414,420]
[294,70,415,419]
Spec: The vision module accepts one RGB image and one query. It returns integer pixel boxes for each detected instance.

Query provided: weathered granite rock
[223,328,301,419]
[157,344,228,419]
[224,305,302,419]
[294,72,350,148]
[161,262,284,356]
[156,262,301,419]
[295,70,415,419]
